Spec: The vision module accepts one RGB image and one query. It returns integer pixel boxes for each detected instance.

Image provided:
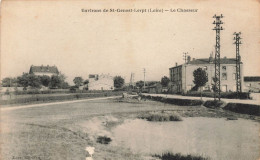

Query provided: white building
[169,55,244,93]
[88,74,114,90]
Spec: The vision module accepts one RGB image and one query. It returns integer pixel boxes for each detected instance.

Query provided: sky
[1,0,260,84]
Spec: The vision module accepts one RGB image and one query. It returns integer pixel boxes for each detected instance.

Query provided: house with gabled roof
[29,65,59,77]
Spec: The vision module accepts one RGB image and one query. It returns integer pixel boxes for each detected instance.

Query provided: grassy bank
[142,95,260,116]
[0,91,124,105]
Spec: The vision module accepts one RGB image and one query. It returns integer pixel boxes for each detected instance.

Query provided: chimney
[209,54,213,63]
[187,56,191,63]
[175,63,178,67]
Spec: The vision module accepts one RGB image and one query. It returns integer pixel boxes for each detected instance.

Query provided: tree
[17,73,41,89]
[1,77,17,87]
[83,80,89,85]
[39,75,51,87]
[60,81,70,89]
[114,76,125,88]
[193,68,208,99]
[136,80,144,89]
[161,76,170,87]
[27,74,41,88]
[49,75,62,89]
[59,73,67,82]
[73,77,83,87]
[17,73,29,89]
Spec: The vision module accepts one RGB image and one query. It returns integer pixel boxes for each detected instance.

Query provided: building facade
[169,55,244,93]
[29,65,59,77]
[88,74,114,90]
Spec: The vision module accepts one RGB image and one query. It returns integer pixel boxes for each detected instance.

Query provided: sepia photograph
[0,0,259,160]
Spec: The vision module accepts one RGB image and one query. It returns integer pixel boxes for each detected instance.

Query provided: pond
[112,117,259,160]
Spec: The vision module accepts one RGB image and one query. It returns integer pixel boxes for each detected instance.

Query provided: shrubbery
[203,100,224,108]
[183,91,250,99]
[224,103,260,116]
[96,136,112,144]
[144,95,203,106]
[140,112,182,122]
[154,152,210,160]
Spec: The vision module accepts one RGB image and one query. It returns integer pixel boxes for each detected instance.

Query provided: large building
[169,55,244,93]
[29,65,59,77]
[88,74,114,90]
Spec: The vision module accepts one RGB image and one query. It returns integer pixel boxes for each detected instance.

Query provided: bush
[223,103,260,116]
[140,113,182,122]
[96,136,112,144]
[184,91,250,99]
[203,100,224,108]
[69,86,78,93]
[154,152,210,160]
[143,95,203,106]
[27,89,41,94]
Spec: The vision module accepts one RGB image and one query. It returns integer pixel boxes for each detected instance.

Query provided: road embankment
[0,91,124,106]
[141,94,260,116]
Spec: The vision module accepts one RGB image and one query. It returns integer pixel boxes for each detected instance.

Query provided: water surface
[112,117,259,160]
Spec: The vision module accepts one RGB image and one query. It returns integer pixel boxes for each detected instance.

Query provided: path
[1,96,122,111]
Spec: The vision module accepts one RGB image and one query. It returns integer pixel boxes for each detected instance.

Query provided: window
[233,85,237,92]
[222,73,227,80]
[233,73,236,80]
[222,66,227,71]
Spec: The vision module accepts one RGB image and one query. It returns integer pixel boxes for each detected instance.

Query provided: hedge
[143,95,203,106]
[0,92,124,105]
[223,103,260,116]
[183,92,250,99]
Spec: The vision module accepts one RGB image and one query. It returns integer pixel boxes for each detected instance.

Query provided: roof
[244,76,260,82]
[188,58,238,64]
[29,65,59,74]
[170,57,241,69]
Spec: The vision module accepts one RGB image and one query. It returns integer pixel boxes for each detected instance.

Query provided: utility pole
[183,52,188,93]
[213,14,224,101]
[143,68,146,91]
[130,72,135,87]
[233,32,242,95]
[183,52,188,63]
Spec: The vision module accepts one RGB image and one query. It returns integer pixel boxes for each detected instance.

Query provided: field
[1,97,259,160]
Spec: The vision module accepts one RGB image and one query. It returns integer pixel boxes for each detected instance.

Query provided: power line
[143,68,146,90]
[213,14,224,101]
[233,32,242,95]
[183,52,188,93]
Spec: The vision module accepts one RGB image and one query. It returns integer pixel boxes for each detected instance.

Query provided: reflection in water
[112,117,259,160]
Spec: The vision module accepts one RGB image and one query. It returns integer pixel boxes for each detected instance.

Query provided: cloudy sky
[1,0,259,84]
